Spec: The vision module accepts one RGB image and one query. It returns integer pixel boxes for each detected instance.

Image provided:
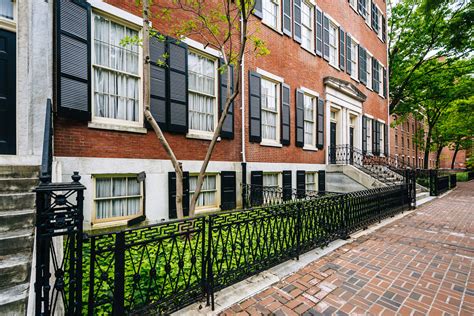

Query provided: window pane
[301,2,312,50]
[263,174,279,187]
[263,0,278,28]
[96,178,112,198]
[261,79,278,141]
[95,176,142,220]
[0,0,13,20]
[190,175,217,208]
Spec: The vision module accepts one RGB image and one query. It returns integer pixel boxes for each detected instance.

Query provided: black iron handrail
[40,99,53,184]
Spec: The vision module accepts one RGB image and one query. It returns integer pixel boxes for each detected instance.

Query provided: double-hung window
[305,173,316,191]
[0,0,14,20]
[358,0,368,20]
[301,1,314,51]
[188,51,218,134]
[351,41,358,80]
[263,173,280,188]
[303,94,317,148]
[328,22,338,67]
[367,120,372,154]
[94,175,143,222]
[92,13,141,125]
[261,78,280,143]
[190,174,218,210]
[263,0,279,30]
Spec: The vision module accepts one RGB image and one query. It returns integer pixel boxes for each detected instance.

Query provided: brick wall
[54,0,388,165]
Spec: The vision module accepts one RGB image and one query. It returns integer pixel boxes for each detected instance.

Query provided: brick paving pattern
[222,181,474,315]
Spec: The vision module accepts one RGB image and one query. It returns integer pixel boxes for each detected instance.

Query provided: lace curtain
[95,177,141,220]
[93,14,140,122]
[188,52,216,132]
[190,175,217,207]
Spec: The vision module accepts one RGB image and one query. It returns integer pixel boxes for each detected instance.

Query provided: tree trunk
[436,146,443,169]
[423,127,432,169]
[143,0,184,218]
[451,143,460,169]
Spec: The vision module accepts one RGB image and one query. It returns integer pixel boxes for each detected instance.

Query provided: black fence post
[113,232,125,315]
[341,194,350,240]
[206,216,215,311]
[241,162,247,209]
[318,170,326,195]
[430,169,438,196]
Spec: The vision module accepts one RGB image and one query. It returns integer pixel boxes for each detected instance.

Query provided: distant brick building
[49,0,389,228]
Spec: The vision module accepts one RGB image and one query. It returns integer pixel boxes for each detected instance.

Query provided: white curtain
[261,80,278,141]
[93,14,139,122]
[0,0,13,20]
[306,173,316,191]
[304,95,314,145]
[301,2,312,49]
[190,176,216,207]
[188,52,215,132]
[263,0,278,28]
[263,174,278,187]
[95,177,141,219]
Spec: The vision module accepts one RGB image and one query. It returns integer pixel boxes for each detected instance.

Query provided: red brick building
[52,0,389,228]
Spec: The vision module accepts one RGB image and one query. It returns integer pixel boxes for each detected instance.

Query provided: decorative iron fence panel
[436,175,450,195]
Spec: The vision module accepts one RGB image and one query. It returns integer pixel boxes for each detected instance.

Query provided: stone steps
[0,165,39,315]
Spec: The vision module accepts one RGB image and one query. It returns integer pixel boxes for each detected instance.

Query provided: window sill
[302,46,316,56]
[186,132,221,141]
[261,20,283,36]
[260,141,283,148]
[88,122,147,134]
[0,18,16,32]
[195,207,221,215]
[303,145,318,152]
[329,63,340,71]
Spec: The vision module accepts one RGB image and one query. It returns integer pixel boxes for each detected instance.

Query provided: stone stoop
[0,166,38,315]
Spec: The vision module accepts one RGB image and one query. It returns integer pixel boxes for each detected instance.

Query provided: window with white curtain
[301,1,314,51]
[261,78,279,142]
[262,0,279,29]
[303,94,316,147]
[366,54,372,89]
[328,22,338,67]
[189,175,217,209]
[263,173,280,188]
[306,173,316,191]
[0,0,14,20]
[93,13,141,125]
[188,51,217,134]
[367,120,372,153]
[351,41,358,80]
[94,176,143,222]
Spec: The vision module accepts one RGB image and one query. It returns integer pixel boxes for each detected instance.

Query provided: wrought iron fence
[35,179,413,315]
[449,174,457,189]
[468,171,474,181]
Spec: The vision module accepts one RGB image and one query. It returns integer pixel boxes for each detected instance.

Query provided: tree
[125,0,267,218]
[388,0,473,112]
[392,57,473,169]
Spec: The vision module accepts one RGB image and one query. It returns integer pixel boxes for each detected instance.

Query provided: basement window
[0,0,14,20]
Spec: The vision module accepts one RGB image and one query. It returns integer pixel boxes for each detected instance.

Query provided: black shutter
[296,170,305,198]
[220,171,236,210]
[281,83,291,145]
[362,116,367,154]
[372,57,379,93]
[377,121,382,156]
[295,89,304,147]
[167,38,188,133]
[282,171,292,201]
[383,67,387,98]
[317,98,324,149]
[322,14,330,61]
[56,0,91,120]
[249,71,262,143]
[318,170,326,193]
[168,171,190,219]
[372,119,376,154]
[283,0,292,36]
[315,8,323,57]
[339,28,345,70]
[219,60,234,139]
[293,0,302,43]
[384,123,388,156]
[346,35,352,75]
[359,46,367,85]
[149,36,168,129]
[254,0,263,19]
[250,171,263,206]
[382,15,386,42]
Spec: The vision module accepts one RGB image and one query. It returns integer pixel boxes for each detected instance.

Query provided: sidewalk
[221,182,474,316]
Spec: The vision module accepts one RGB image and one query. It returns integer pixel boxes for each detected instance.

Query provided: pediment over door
[323,77,367,102]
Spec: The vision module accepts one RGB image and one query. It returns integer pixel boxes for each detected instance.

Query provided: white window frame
[349,0,357,11]
[301,0,314,52]
[92,174,144,224]
[259,73,281,147]
[263,172,281,188]
[351,39,359,81]
[90,10,144,129]
[305,172,317,191]
[262,0,281,31]
[303,92,317,150]
[366,52,372,90]
[0,0,16,32]
[187,48,219,138]
[189,173,220,212]
[365,0,371,28]
[328,21,339,68]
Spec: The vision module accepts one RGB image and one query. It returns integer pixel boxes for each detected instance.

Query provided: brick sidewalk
[221,182,474,316]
